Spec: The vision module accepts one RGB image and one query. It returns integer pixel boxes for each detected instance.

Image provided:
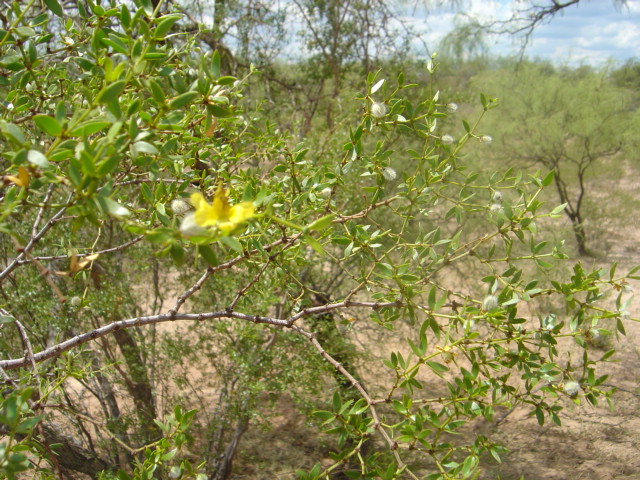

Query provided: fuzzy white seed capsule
[491,191,503,203]
[320,187,332,198]
[446,102,458,113]
[483,295,499,311]
[563,381,580,397]
[371,102,387,118]
[441,134,454,145]
[70,296,82,307]
[171,199,190,215]
[480,135,493,144]
[489,203,503,214]
[382,167,397,181]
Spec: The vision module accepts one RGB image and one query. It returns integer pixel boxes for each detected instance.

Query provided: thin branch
[291,324,420,480]
[15,235,145,265]
[0,203,68,283]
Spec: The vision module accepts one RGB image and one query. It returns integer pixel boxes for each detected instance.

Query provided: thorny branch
[0,299,400,370]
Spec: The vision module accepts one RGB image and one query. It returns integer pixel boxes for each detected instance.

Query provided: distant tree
[472,61,638,255]
[442,0,630,58]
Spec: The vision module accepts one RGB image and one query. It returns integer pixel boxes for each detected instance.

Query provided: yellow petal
[191,193,220,227]
[6,167,30,188]
[229,202,255,223]
[18,167,29,187]
[212,186,232,219]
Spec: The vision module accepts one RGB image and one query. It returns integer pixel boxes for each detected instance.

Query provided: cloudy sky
[409,0,640,65]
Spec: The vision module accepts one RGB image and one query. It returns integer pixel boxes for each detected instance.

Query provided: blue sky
[418,0,640,65]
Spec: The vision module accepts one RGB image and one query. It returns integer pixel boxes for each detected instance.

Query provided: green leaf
[97,80,126,105]
[101,37,128,55]
[542,170,554,186]
[100,197,131,217]
[155,14,182,38]
[534,407,544,426]
[69,120,110,137]
[148,78,166,103]
[304,234,326,255]
[305,214,334,232]
[197,245,218,266]
[211,51,221,78]
[425,361,448,375]
[219,235,243,253]
[132,141,159,156]
[0,121,25,144]
[217,75,236,85]
[33,115,62,136]
[169,91,199,109]
[549,203,567,217]
[44,0,63,16]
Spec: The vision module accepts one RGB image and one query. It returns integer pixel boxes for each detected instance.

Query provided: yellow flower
[190,186,254,235]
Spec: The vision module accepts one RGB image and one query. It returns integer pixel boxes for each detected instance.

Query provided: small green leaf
[100,197,130,217]
[542,170,555,187]
[534,407,544,426]
[197,245,218,266]
[211,51,221,78]
[44,0,63,16]
[219,235,243,253]
[132,141,159,156]
[69,120,110,137]
[97,80,126,105]
[155,14,182,38]
[305,214,334,232]
[33,115,62,136]
[148,78,166,103]
[304,234,326,255]
[169,91,199,109]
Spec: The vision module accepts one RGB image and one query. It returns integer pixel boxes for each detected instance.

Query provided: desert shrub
[0,2,635,480]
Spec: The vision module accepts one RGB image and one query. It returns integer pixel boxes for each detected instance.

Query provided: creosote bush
[0,1,637,480]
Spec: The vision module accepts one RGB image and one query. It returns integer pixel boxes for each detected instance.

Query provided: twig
[10,238,66,303]
[13,318,38,372]
[169,233,303,314]
[0,204,68,283]
[291,324,420,480]
[15,235,145,265]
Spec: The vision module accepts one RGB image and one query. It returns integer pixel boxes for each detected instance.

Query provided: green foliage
[0,2,635,480]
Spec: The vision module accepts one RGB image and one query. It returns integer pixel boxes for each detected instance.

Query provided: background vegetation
[0,1,638,479]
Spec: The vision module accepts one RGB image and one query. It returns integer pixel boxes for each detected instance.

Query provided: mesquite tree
[0,1,635,480]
